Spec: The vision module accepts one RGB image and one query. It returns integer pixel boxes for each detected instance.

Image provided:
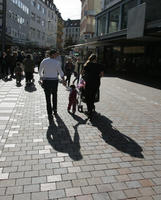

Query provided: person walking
[73,57,81,85]
[1,51,7,80]
[82,54,104,118]
[39,49,66,123]
[14,62,23,86]
[65,58,74,87]
[23,54,35,86]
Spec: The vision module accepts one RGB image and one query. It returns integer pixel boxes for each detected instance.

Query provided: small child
[14,62,23,86]
[67,85,77,114]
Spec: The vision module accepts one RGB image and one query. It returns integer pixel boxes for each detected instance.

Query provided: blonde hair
[84,54,97,67]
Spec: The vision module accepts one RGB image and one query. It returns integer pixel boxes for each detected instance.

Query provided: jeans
[43,80,58,116]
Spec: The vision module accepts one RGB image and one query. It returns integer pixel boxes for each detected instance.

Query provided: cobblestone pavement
[0,73,161,200]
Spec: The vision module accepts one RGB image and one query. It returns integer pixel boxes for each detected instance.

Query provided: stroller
[77,78,100,112]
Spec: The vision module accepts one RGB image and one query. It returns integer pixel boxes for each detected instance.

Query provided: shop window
[122,0,137,29]
[97,14,107,36]
[109,8,120,33]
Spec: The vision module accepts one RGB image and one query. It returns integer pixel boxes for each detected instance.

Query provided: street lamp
[1,0,7,52]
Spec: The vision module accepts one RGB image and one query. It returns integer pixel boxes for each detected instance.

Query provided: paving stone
[16,178,31,186]
[31,191,48,200]
[49,189,65,199]
[109,190,127,200]
[1,74,161,200]
[0,187,6,195]
[96,184,113,193]
[72,179,88,187]
[56,181,72,189]
[6,186,23,195]
[24,184,40,193]
[14,193,31,200]
[76,195,93,200]
[92,193,111,200]
[41,182,56,191]
[65,187,82,197]
[0,196,13,200]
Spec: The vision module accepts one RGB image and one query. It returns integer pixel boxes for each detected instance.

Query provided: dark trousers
[68,100,76,113]
[43,80,58,116]
[85,83,99,114]
[65,74,71,87]
[10,65,15,77]
[25,72,33,83]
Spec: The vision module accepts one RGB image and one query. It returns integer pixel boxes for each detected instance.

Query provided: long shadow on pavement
[90,113,144,158]
[46,114,83,161]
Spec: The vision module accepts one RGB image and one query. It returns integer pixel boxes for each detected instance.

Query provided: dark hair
[70,85,76,89]
[26,54,31,59]
[84,53,97,67]
[49,49,57,56]
[16,62,21,66]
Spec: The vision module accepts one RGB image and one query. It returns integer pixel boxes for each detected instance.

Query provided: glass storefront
[109,8,120,33]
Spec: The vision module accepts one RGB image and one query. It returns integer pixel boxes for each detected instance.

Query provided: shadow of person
[90,113,144,158]
[24,83,37,92]
[46,114,83,161]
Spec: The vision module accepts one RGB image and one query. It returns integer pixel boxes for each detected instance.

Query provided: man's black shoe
[48,115,54,126]
[53,110,57,115]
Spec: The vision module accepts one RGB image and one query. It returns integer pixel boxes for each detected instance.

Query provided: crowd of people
[0,48,104,123]
[0,49,43,86]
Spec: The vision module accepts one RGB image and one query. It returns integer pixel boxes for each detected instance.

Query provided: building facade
[6,0,30,46]
[1,0,58,49]
[0,0,3,33]
[64,19,80,47]
[80,0,102,42]
[94,0,161,76]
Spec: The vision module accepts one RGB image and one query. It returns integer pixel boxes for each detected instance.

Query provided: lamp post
[1,0,7,52]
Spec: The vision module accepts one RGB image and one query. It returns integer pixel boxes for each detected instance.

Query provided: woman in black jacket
[83,54,104,118]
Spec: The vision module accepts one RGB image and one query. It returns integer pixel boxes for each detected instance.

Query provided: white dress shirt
[39,57,64,80]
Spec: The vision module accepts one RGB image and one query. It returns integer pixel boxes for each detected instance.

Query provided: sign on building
[127,3,146,39]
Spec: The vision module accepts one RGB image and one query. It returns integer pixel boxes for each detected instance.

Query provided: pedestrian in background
[65,58,74,87]
[39,49,66,124]
[1,52,7,80]
[73,57,81,85]
[14,62,23,86]
[23,54,35,86]
[10,51,17,78]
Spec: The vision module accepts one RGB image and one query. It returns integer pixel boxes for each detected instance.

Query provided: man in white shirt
[39,49,66,123]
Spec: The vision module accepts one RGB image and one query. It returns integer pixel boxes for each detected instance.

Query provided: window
[122,0,137,29]
[109,8,120,33]
[31,12,35,21]
[31,0,36,7]
[37,16,41,24]
[97,14,107,36]
[37,3,40,10]
[41,20,45,27]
